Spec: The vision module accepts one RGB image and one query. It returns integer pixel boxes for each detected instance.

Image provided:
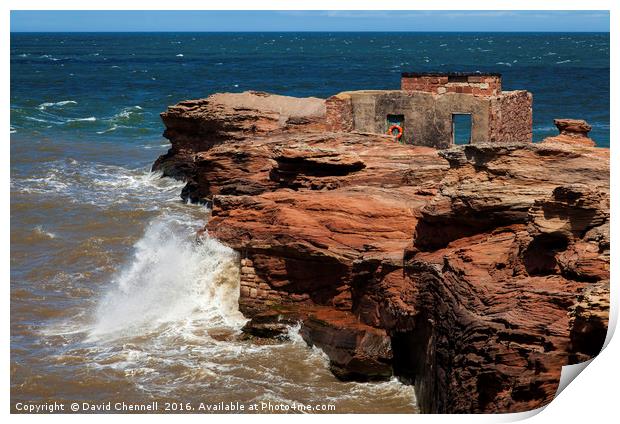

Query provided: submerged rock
[155,91,609,413]
[241,309,302,339]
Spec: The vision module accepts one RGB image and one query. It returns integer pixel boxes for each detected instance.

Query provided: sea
[10,32,609,413]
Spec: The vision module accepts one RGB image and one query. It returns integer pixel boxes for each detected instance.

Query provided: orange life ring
[387,124,403,140]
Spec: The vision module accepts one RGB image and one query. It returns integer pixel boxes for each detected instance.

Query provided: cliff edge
[153,91,609,413]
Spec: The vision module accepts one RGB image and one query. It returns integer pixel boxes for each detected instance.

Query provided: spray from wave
[88,214,246,341]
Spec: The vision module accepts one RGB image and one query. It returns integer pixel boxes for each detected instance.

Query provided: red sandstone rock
[412,143,609,250]
[184,132,446,202]
[396,182,609,412]
[403,226,592,412]
[568,281,610,363]
[555,118,592,135]
[369,145,609,412]
[240,309,303,339]
[542,118,596,147]
[300,308,393,381]
[155,92,609,413]
[153,91,326,179]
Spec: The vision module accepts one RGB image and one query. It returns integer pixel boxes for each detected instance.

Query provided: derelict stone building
[325,72,533,148]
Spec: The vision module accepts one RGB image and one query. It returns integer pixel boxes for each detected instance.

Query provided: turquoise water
[10,32,609,412]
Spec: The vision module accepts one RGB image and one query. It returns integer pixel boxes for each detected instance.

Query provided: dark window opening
[387,114,404,128]
[452,113,472,145]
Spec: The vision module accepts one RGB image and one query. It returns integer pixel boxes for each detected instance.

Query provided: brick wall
[401,75,502,96]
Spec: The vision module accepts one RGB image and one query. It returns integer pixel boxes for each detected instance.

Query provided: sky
[10,10,610,32]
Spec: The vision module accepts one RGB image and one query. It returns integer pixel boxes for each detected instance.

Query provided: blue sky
[10,10,610,32]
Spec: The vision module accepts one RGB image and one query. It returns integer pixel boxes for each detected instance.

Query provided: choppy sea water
[11,32,609,413]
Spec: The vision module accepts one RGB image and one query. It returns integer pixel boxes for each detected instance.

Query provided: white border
[3,2,616,423]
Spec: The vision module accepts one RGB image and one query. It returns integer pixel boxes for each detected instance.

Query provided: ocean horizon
[11,32,610,146]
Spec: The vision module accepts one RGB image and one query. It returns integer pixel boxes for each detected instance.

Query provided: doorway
[452,113,472,145]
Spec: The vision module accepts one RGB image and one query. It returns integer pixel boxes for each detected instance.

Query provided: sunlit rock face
[543,118,597,147]
[155,91,609,413]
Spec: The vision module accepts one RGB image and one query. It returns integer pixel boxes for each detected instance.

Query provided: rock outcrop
[542,118,597,147]
[153,91,326,181]
[154,91,609,413]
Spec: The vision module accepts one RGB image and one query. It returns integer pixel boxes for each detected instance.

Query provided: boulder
[299,308,393,381]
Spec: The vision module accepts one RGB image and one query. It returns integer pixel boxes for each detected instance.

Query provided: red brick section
[325,94,354,131]
[401,75,502,96]
[401,75,449,92]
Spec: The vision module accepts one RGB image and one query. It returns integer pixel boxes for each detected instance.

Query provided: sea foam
[88,215,245,341]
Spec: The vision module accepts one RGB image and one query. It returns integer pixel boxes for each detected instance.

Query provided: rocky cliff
[154,91,609,413]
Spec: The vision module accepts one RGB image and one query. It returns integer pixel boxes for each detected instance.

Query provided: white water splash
[34,225,57,239]
[88,215,245,341]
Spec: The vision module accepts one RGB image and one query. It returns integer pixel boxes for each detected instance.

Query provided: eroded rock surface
[155,91,609,413]
[542,118,597,147]
[153,91,326,181]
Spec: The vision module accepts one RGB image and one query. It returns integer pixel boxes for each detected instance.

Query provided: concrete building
[326,72,533,148]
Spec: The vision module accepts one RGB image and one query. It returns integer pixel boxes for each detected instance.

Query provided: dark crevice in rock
[523,232,569,276]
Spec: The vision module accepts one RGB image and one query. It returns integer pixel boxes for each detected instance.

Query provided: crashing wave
[88,215,245,341]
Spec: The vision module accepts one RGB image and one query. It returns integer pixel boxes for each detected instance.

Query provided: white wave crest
[96,125,117,134]
[111,106,143,121]
[66,116,96,122]
[39,54,61,61]
[37,100,77,110]
[88,215,245,341]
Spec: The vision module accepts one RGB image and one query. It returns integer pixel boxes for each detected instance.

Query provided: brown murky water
[10,134,418,413]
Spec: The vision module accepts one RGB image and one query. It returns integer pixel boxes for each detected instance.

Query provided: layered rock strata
[542,118,597,147]
[154,91,609,413]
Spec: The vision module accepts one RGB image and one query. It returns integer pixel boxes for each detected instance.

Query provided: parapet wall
[325,84,532,148]
[401,73,502,96]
